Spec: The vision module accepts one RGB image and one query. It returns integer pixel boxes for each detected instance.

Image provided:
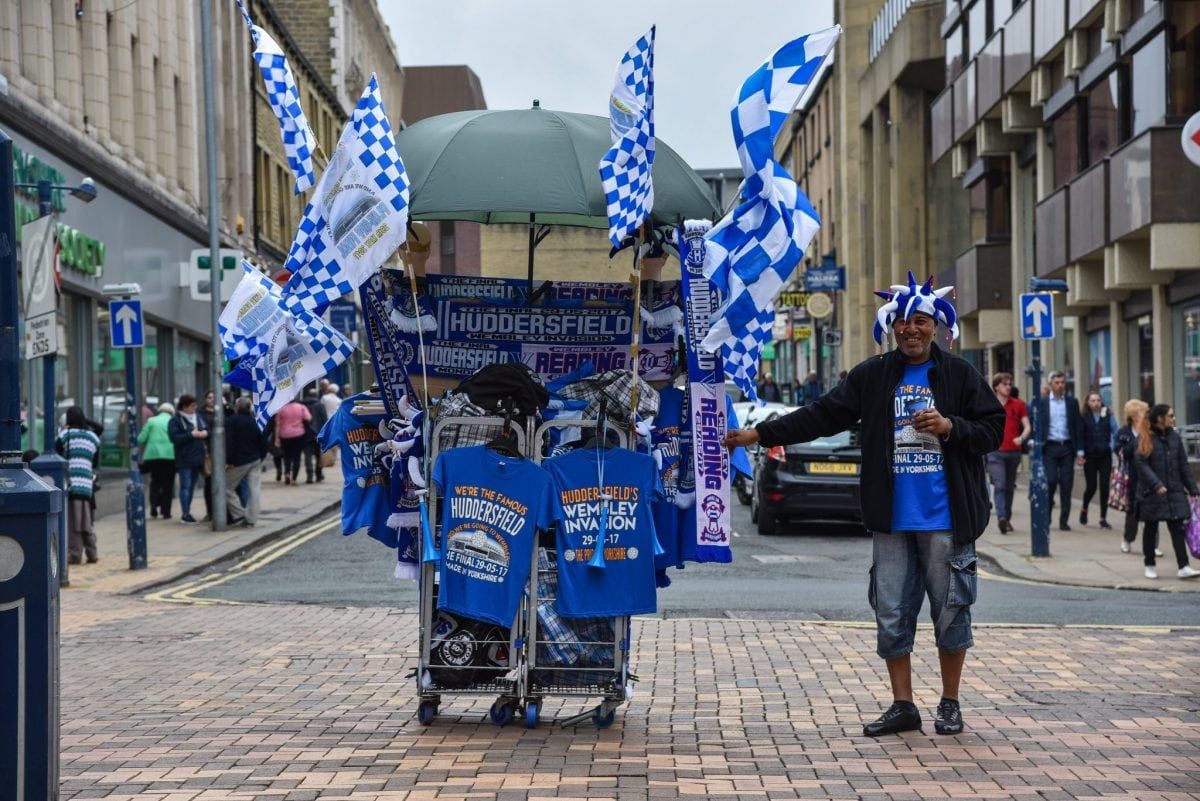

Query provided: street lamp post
[1,128,64,801]
[1026,277,1069,558]
[15,176,98,587]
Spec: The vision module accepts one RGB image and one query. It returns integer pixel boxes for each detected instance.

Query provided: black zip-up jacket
[755,343,1004,542]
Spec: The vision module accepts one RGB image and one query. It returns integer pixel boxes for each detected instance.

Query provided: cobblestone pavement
[61,592,1200,800]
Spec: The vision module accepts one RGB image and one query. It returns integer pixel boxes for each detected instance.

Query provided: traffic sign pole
[110,298,148,568]
[1026,339,1050,557]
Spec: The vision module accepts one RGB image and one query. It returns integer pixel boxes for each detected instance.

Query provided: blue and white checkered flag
[599,26,655,248]
[700,26,840,402]
[234,0,317,194]
[219,263,355,427]
[282,74,409,316]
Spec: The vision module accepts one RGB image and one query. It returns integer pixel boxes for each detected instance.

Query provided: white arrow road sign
[1019,293,1055,340]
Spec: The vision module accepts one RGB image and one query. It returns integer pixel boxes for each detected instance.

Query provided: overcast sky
[384,1,835,170]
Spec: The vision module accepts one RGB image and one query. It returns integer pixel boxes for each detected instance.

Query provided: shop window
[1130,33,1167,135]
[1049,103,1083,189]
[1129,314,1156,403]
[174,334,208,400]
[93,305,130,466]
[1085,73,1122,164]
[969,160,1011,242]
[1178,303,1200,448]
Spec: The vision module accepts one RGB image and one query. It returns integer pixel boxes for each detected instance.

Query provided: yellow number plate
[807,462,858,475]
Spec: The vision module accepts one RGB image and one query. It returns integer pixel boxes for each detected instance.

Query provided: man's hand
[1075,455,1085,466]
[913,409,952,438]
[724,429,759,450]
[1011,436,1024,448]
[1157,486,1168,496]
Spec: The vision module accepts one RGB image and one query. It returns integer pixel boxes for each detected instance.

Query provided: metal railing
[869,0,943,62]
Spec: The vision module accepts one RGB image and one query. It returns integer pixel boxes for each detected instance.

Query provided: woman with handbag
[1114,400,1150,553]
[1078,392,1117,528]
[1133,404,1200,580]
[168,394,208,524]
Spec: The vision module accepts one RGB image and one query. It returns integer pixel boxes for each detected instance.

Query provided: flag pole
[400,249,430,409]
[628,224,647,427]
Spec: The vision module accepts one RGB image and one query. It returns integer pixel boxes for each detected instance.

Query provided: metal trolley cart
[416,412,534,727]
[523,416,633,729]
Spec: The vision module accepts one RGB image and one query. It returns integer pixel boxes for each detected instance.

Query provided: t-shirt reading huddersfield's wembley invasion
[432,446,556,628]
[891,360,953,532]
[317,393,392,545]
[545,448,663,618]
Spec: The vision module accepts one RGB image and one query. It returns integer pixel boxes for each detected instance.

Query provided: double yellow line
[145,513,341,605]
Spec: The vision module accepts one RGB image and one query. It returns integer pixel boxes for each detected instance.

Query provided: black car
[750,429,862,535]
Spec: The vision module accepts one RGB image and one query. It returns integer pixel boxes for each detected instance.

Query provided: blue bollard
[0,464,63,801]
[28,454,69,588]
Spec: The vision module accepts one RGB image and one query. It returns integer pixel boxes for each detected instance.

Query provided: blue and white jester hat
[872,271,959,346]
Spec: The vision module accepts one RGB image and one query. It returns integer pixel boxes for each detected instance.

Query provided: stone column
[1109,300,1128,416]
[1151,284,1174,406]
[871,104,891,303]
[20,0,54,101]
[53,0,83,125]
[888,84,927,282]
[108,8,135,154]
[0,2,20,80]
[80,0,110,137]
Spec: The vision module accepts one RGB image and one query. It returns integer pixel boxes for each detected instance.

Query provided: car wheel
[757,506,779,536]
[736,477,752,506]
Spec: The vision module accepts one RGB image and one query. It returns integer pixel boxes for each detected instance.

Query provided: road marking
[145,513,340,605]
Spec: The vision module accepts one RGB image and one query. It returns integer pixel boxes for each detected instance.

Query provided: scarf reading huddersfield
[678,221,732,563]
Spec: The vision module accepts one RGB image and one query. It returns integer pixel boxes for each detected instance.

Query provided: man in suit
[1034,371,1084,530]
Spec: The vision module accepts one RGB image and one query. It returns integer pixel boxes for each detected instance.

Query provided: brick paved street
[61,590,1200,800]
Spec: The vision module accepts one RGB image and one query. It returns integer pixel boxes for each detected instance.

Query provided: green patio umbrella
[396,104,720,232]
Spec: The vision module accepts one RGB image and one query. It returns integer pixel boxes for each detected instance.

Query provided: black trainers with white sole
[863,701,922,737]
[934,697,964,734]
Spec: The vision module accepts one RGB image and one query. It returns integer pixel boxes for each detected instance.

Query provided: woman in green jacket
[138,403,176,519]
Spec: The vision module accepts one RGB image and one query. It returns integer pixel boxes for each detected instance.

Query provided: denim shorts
[867,531,977,660]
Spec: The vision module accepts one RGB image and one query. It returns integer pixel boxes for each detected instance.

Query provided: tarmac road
[159,501,1200,627]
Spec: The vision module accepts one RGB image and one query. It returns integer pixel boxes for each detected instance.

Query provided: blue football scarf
[678,221,732,564]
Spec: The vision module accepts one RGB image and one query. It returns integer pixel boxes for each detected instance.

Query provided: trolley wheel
[525,701,540,729]
[417,700,438,726]
[593,708,616,729]
[489,699,515,727]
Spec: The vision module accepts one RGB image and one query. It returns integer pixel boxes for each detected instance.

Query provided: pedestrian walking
[725,274,1003,737]
[321,383,343,420]
[1030,371,1084,530]
[1114,399,1154,554]
[137,402,176,519]
[273,399,312,485]
[757,373,782,403]
[168,394,208,524]
[199,390,217,521]
[1133,404,1200,580]
[985,372,1029,534]
[224,397,267,526]
[801,371,822,405]
[1079,391,1117,528]
[301,386,328,483]
[56,407,102,564]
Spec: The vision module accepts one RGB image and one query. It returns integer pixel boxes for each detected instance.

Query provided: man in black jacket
[726,274,1003,737]
[1030,371,1084,530]
[224,397,268,526]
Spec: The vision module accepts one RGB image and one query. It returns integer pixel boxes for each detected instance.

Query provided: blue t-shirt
[432,446,556,628]
[317,394,393,546]
[652,387,685,571]
[891,361,953,531]
[545,447,663,617]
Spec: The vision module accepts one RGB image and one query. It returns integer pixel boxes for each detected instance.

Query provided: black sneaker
[180,514,198,525]
[934,698,964,735]
[863,701,922,737]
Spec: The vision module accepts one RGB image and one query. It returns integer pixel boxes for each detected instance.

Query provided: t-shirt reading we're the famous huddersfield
[432,446,556,628]
[545,448,663,618]
[891,360,953,532]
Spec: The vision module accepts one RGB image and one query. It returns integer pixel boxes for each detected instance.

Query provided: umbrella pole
[526,213,535,297]
[400,252,431,409]
[628,232,643,427]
